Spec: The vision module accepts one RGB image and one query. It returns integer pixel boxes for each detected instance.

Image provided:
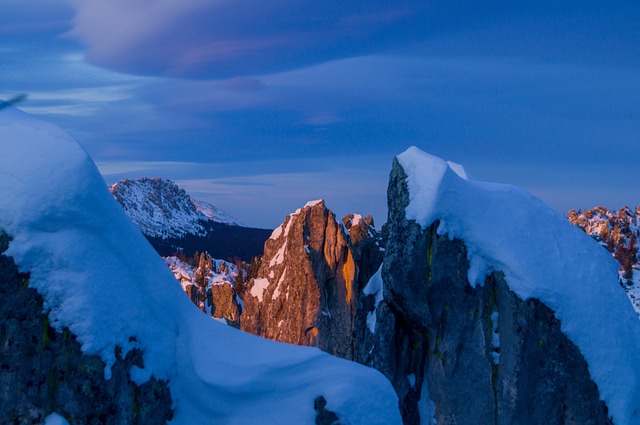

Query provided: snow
[0,108,401,425]
[304,199,324,207]
[397,146,640,425]
[407,373,416,388]
[44,413,70,425]
[109,178,207,239]
[445,160,471,180]
[108,178,243,239]
[250,278,271,302]
[269,242,287,267]
[164,255,238,310]
[418,371,437,425]
[363,265,384,333]
[272,267,288,299]
[269,223,284,240]
[190,197,245,227]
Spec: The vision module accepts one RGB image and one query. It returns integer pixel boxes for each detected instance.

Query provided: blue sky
[2,0,639,228]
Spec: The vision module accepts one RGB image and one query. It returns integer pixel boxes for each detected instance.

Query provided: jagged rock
[0,230,173,425]
[241,200,382,360]
[360,159,613,425]
[314,396,341,425]
[342,213,384,293]
[209,282,242,325]
[567,205,640,315]
[166,254,243,325]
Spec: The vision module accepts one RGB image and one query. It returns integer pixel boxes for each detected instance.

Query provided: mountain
[240,200,382,360]
[3,107,640,425]
[568,206,640,315]
[190,197,244,226]
[217,148,640,425]
[109,177,270,261]
[0,107,402,425]
[362,150,637,424]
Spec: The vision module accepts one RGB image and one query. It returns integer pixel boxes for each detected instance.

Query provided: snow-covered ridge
[109,177,243,239]
[396,146,640,425]
[0,107,401,424]
[190,197,245,227]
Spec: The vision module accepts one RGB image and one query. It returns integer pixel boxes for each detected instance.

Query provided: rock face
[0,231,173,425]
[358,159,613,425]
[241,201,382,360]
[208,283,242,325]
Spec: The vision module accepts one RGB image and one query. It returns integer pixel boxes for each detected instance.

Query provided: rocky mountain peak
[240,199,382,360]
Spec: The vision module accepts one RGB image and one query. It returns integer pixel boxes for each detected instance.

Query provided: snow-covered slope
[109,177,243,239]
[396,147,640,425]
[0,107,401,424]
[191,197,245,227]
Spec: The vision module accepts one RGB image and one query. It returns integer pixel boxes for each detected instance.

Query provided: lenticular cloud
[64,0,428,79]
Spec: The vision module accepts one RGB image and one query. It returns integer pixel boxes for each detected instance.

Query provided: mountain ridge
[109,177,270,261]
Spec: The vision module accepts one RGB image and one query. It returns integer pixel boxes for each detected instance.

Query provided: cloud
[63,0,429,79]
[0,0,73,37]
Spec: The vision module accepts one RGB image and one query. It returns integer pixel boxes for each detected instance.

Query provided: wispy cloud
[62,0,428,78]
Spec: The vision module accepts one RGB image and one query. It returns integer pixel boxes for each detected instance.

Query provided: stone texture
[241,201,382,360]
[361,159,614,425]
[208,282,242,326]
[0,230,173,425]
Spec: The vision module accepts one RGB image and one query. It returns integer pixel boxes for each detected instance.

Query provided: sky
[1,0,639,228]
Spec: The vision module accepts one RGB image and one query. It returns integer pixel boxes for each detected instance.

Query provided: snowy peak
[109,177,242,239]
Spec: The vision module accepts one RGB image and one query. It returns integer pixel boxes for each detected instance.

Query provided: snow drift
[0,107,401,424]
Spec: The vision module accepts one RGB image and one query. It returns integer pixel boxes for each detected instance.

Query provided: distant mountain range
[108,177,640,424]
[109,177,271,261]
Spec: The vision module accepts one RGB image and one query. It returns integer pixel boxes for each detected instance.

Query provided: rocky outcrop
[208,283,242,326]
[568,205,639,278]
[359,159,613,425]
[342,213,384,293]
[166,254,243,326]
[568,206,640,315]
[0,231,173,425]
[241,201,382,360]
